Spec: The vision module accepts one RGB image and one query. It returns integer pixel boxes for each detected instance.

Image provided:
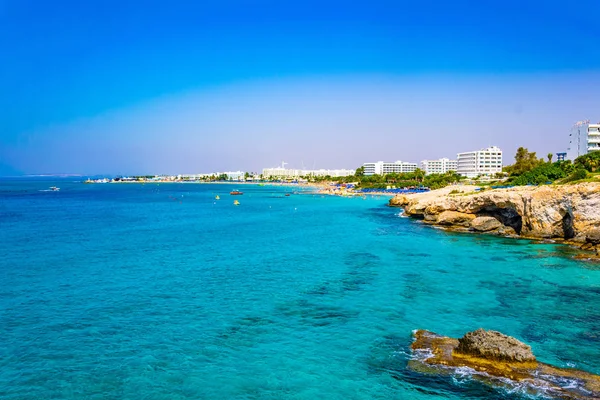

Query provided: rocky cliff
[389,183,600,256]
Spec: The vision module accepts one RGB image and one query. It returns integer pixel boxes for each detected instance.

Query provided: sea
[1,178,599,400]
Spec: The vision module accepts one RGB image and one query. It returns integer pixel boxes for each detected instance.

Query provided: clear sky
[1,0,599,175]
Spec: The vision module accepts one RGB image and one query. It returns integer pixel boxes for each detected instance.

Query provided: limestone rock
[388,195,410,207]
[456,328,535,362]
[410,329,600,399]
[586,228,600,245]
[389,183,600,255]
[436,211,476,226]
[470,216,502,232]
[423,214,438,222]
[497,226,517,236]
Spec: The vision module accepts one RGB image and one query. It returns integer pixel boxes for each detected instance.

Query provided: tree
[547,153,553,163]
[575,151,600,172]
[413,168,425,184]
[386,172,399,183]
[508,159,577,186]
[355,166,365,177]
[505,147,544,176]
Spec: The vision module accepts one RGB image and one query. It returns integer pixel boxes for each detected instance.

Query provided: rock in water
[410,329,600,399]
[457,328,535,362]
[389,183,600,253]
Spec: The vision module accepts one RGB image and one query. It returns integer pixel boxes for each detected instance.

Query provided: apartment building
[262,167,354,178]
[567,120,600,160]
[456,146,503,178]
[362,161,418,175]
[420,158,458,175]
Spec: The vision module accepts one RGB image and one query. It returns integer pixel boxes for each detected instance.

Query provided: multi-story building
[194,171,246,180]
[420,158,458,175]
[262,167,354,178]
[456,146,503,178]
[301,169,354,177]
[362,161,418,175]
[567,120,600,160]
[262,167,301,178]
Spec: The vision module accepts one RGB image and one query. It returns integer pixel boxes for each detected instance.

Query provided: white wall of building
[457,146,503,178]
[302,169,355,177]
[420,158,458,175]
[262,167,354,178]
[262,167,301,178]
[567,120,600,160]
[362,161,418,175]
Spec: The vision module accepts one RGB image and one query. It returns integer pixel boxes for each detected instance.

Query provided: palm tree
[547,153,553,163]
[413,168,425,184]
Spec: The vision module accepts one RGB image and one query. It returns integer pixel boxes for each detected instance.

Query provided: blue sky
[1,0,599,175]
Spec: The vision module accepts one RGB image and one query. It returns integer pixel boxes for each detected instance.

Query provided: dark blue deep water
[1,179,599,399]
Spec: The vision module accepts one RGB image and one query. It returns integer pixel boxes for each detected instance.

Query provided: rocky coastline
[389,183,600,259]
[410,329,600,399]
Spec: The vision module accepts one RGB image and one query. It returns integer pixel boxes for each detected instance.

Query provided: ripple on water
[2,182,600,399]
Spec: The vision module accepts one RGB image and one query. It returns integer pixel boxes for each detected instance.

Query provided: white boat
[50,186,60,191]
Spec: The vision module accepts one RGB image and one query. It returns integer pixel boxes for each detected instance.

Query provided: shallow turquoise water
[1,179,599,399]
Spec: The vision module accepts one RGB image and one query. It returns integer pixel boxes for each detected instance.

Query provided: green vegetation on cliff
[508,161,574,185]
[503,147,598,186]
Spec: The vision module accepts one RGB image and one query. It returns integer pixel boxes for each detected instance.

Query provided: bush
[508,161,574,186]
[563,168,588,183]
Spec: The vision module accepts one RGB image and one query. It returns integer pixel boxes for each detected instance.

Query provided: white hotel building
[567,120,600,161]
[420,158,458,175]
[362,161,418,175]
[261,167,354,178]
[456,146,503,178]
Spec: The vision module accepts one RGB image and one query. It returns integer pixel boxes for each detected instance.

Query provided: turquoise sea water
[1,179,600,399]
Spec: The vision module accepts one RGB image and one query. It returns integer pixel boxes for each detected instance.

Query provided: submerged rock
[410,329,600,399]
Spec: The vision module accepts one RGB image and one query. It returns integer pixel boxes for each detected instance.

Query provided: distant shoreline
[86,179,401,198]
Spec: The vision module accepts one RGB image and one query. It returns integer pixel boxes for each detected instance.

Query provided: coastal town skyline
[5,139,586,179]
[2,1,600,176]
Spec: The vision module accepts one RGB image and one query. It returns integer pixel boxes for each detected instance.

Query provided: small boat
[215,195,220,200]
[285,193,290,196]
[233,200,240,206]
[50,186,60,191]
[230,190,243,195]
